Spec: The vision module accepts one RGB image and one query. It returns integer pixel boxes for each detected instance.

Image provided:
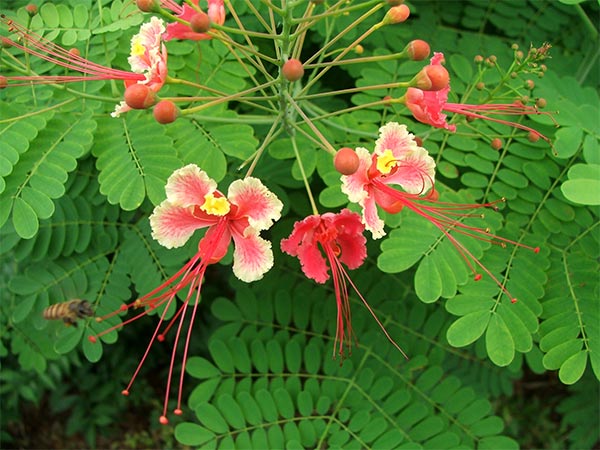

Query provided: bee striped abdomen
[43,299,94,326]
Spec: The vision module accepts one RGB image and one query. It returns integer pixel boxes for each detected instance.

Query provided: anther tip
[119,304,128,312]
[174,408,183,415]
[95,317,103,323]
[511,298,518,304]
[474,274,482,281]
[157,334,165,342]
[534,246,540,254]
[159,416,169,425]
[121,389,129,396]
[88,336,97,344]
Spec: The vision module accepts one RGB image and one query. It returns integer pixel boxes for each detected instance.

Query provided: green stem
[291,136,319,216]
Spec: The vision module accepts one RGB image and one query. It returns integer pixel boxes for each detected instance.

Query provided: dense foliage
[1,0,598,448]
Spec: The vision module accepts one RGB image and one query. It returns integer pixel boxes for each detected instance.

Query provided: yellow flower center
[201,193,230,216]
[376,149,397,174]
[130,37,145,57]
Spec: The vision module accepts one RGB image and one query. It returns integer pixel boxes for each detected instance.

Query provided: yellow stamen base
[376,149,397,174]
[201,193,230,216]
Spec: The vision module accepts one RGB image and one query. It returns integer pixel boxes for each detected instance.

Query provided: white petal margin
[232,233,273,282]
[340,147,372,204]
[361,194,386,239]
[165,164,217,207]
[150,201,211,248]
[374,122,418,158]
[228,177,283,231]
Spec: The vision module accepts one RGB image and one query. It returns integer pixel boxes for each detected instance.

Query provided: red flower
[281,209,406,359]
[405,52,555,144]
[161,0,225,41]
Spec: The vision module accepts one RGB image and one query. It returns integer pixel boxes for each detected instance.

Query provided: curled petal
[228,177,283,231]
[361,194,386,239]
[164,4,212,41]
[384,146,436,194]
[111,101,131,118]
[406,87,456,132]
[340,147,372,204]
[128,17,166,74]
[331,210,367,269]
[208,0,226,25]
[374,122,417,158]
[232,233,273,282]
[165,164,217,207]
[150,201,216,248]
[281,215,329,283]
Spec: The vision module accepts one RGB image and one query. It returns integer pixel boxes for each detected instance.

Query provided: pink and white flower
[405,52,555,143]
[340,123,540,304]
[281,209,406,359]
[89,165,282,425]
[341,122,436,239]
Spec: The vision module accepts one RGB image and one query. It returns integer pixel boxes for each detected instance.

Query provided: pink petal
[361,193,386,239]
[374,122,417,158]
[231,233,273,282]
[281,216,329,283]
[165,164,217,207]
[150,201,217,248]
[340,147,372,204]
[384,146,436,194]
[198,221,231,263]
[406,87,456,132]
[228,177,283,231]
[164,4,211,41]
[208,0,226,25]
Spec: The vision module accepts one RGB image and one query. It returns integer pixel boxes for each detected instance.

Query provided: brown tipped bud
[536,98,547,109]
[124,84,157,109]
[153,100,179,124]
[414,64,449,91]
[282,58,304,82]
[25,4,38,16]
[190,12,211,33]
[383,4,410,24]
[136,0,159,12]
[406,40,430,61]
[528,131,540,143]
[474,55,484,64]
[0,76,7,89]
[334,147,360,175]
[525,79,535,90]
[491,138,503,150]
[68,48,80,57]
[476,82,485,90]
[521,95,530,104]
[540,64,547,72]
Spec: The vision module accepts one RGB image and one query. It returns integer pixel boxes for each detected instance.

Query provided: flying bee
[43,299,94,327]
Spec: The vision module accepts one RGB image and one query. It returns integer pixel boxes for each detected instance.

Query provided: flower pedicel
[89,164,282,424]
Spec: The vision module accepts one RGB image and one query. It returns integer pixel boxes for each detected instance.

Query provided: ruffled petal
[374,122,417,158]
[384,146,436,194]
[228,177,283,231]
[165,164,217,207]
[232,233,273,282]
[361,193,386,239]
[128,17,166,74]
[340,147,372,204]
[406,87,456,132]
[149,201,216,248]
[332,209,367,270]
[111,101,131,118]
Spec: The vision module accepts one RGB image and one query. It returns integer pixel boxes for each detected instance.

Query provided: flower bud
[525,79,535,90]
[69,48,80,57]
[0,76,7,89]
[536,98,547,108]
[491,138,503,150]
[383,4,410,24]
[153,100,179,124]
[282,59,304,82]
[190,12,211,33]
[476,82,485,90]
[124,84,157,109]
[353,44,364,55]
[334,148,360,175]
[474,55,484,64]
[208,1,226,25]
[136,0,159,12]
[406,40,430,61]
[528,131,540,143]
[25,4,38,16]
[413,64,449,91]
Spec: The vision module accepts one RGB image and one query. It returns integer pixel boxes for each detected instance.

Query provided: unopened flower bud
[525,79,535,90]
[474,55,484,64]
[124,84,157,109]
[510,72,517,79]
[528,131,540,143]
[354,44,364,55]
[190,12,211,33]
[521,95,530,104]
[511,43,519,50]
[383,4,410,24]
[488,55,497,63]
[282,58,304,82]
[406,40,430,61]
[414,64,449,91]
[476,82,485,90]
[536,98,547,108]
[334,148,360,175]
[491,138,503,150]
[208,1,226,25]
[516,50,524,60]
[153,100,179,124]
[69,48,80,57]
[25,4,38,16]
[136,0,159,12]
[540,64,547,72]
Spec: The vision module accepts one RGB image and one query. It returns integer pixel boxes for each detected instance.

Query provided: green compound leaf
[485,313,514,367]
[447,310,491,347]
[561,163,600,205]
